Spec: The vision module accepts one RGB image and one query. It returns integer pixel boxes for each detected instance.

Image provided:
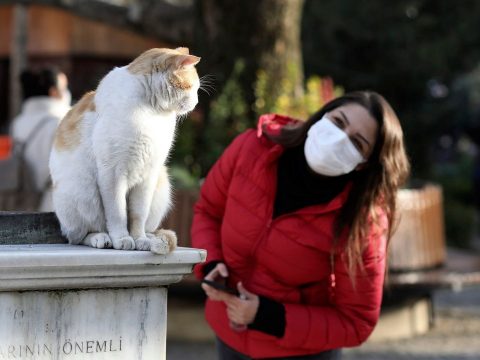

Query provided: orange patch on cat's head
[127,47,200,90]
[175,47,190,55]
[54,91,95,151]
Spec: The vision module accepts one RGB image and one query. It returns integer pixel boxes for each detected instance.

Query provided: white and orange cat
[49,47,200,254]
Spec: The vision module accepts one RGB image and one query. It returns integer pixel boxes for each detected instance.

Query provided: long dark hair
[263,91,410,277]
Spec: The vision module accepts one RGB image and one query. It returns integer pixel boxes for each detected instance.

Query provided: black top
[273,144,352,218]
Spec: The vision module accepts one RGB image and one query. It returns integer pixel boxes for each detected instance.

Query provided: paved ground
[166,284,480,359]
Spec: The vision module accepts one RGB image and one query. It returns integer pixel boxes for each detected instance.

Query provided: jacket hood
[256,113,302,138]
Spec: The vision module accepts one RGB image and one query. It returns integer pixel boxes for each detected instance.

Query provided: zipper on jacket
[328,252,336,303]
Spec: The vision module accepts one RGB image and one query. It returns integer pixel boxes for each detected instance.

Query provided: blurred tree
[301,0,480,247]
[192,0,305,176]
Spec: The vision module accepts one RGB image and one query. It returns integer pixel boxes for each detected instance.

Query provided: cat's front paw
[83,232,112,249]
[134,237,151,251]
[112,235,135,250]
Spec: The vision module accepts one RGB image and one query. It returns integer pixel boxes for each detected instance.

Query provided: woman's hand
[201,262,230,301]
[224,282,259,326]
[201,265,259,326]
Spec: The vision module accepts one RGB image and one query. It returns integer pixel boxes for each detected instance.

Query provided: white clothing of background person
[9,70,70,211]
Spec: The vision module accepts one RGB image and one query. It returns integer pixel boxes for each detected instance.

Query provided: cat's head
[127,47,200,115]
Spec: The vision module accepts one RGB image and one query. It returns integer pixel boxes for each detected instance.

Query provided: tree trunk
[195,0,305,112]
[9,4,28,119]
[256,0,305,100]
[191,0,305,174]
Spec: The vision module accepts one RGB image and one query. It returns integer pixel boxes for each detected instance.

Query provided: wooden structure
[389,184,447,271]
[0,4,170,132]
[385,184,480,290]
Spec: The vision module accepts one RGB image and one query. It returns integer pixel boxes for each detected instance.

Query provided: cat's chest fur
[95,110,176,183]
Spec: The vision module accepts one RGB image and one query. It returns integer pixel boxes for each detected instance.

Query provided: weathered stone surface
[0,244,206,291]
[0,212,65,245]
[0,244,206,359]
[0,288,167,360]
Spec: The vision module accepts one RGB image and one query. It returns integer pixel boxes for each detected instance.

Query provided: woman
[191,91,410,359]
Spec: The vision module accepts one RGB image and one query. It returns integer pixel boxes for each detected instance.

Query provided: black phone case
[201,279,239,295]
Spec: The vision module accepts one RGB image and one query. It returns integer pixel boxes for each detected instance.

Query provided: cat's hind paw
[112,235,135,250]
[147,229,177,255]
[82,232,112,249]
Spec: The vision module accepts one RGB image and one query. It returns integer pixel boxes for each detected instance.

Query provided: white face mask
[304,115,365,176]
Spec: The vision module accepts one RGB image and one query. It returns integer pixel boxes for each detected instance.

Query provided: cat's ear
[176,55,201,68]
[175,47,190,55]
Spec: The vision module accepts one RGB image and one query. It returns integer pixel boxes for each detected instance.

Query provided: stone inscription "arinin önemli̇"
[0,338,122,359]
[0,285,168,359]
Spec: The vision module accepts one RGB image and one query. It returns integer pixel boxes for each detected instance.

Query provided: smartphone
[201,279,240,296]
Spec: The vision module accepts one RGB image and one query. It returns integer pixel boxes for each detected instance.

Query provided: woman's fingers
[204,262,229,281]
[202,271,259,325]
[202,263,232,301]
[216,263,229,278]
[237,282,253,300]
[204,267,219,281]
[202,283,235,302]
[226,305,251,325]
[224,283,260,325]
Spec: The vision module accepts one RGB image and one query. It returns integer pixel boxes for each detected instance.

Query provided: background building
[0,4,170,132]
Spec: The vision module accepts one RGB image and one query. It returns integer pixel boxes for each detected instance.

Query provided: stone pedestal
[0,244,206,360]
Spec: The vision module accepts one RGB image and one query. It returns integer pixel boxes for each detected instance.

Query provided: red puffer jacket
[192,114,388,358]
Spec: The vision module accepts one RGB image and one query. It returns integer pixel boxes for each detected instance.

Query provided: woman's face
[326,103,379,161]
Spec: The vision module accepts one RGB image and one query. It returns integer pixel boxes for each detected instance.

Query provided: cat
[49,47,200,254]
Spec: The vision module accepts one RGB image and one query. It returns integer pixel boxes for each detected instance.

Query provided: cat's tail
[148,228,177,255]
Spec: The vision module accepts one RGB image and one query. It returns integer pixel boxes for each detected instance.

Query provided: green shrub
[254,65,343,119]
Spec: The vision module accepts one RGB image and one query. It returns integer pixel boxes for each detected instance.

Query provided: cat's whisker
[199,87,214,96]
[199,77,217,96]
[200,81,216,88]
[200,82,216,88]
[199,80,216,86]
[200,74,216,81]
[200,75,217,92]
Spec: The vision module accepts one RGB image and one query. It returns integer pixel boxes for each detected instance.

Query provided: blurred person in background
[192,91,410,359]
[9,66,71,211]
